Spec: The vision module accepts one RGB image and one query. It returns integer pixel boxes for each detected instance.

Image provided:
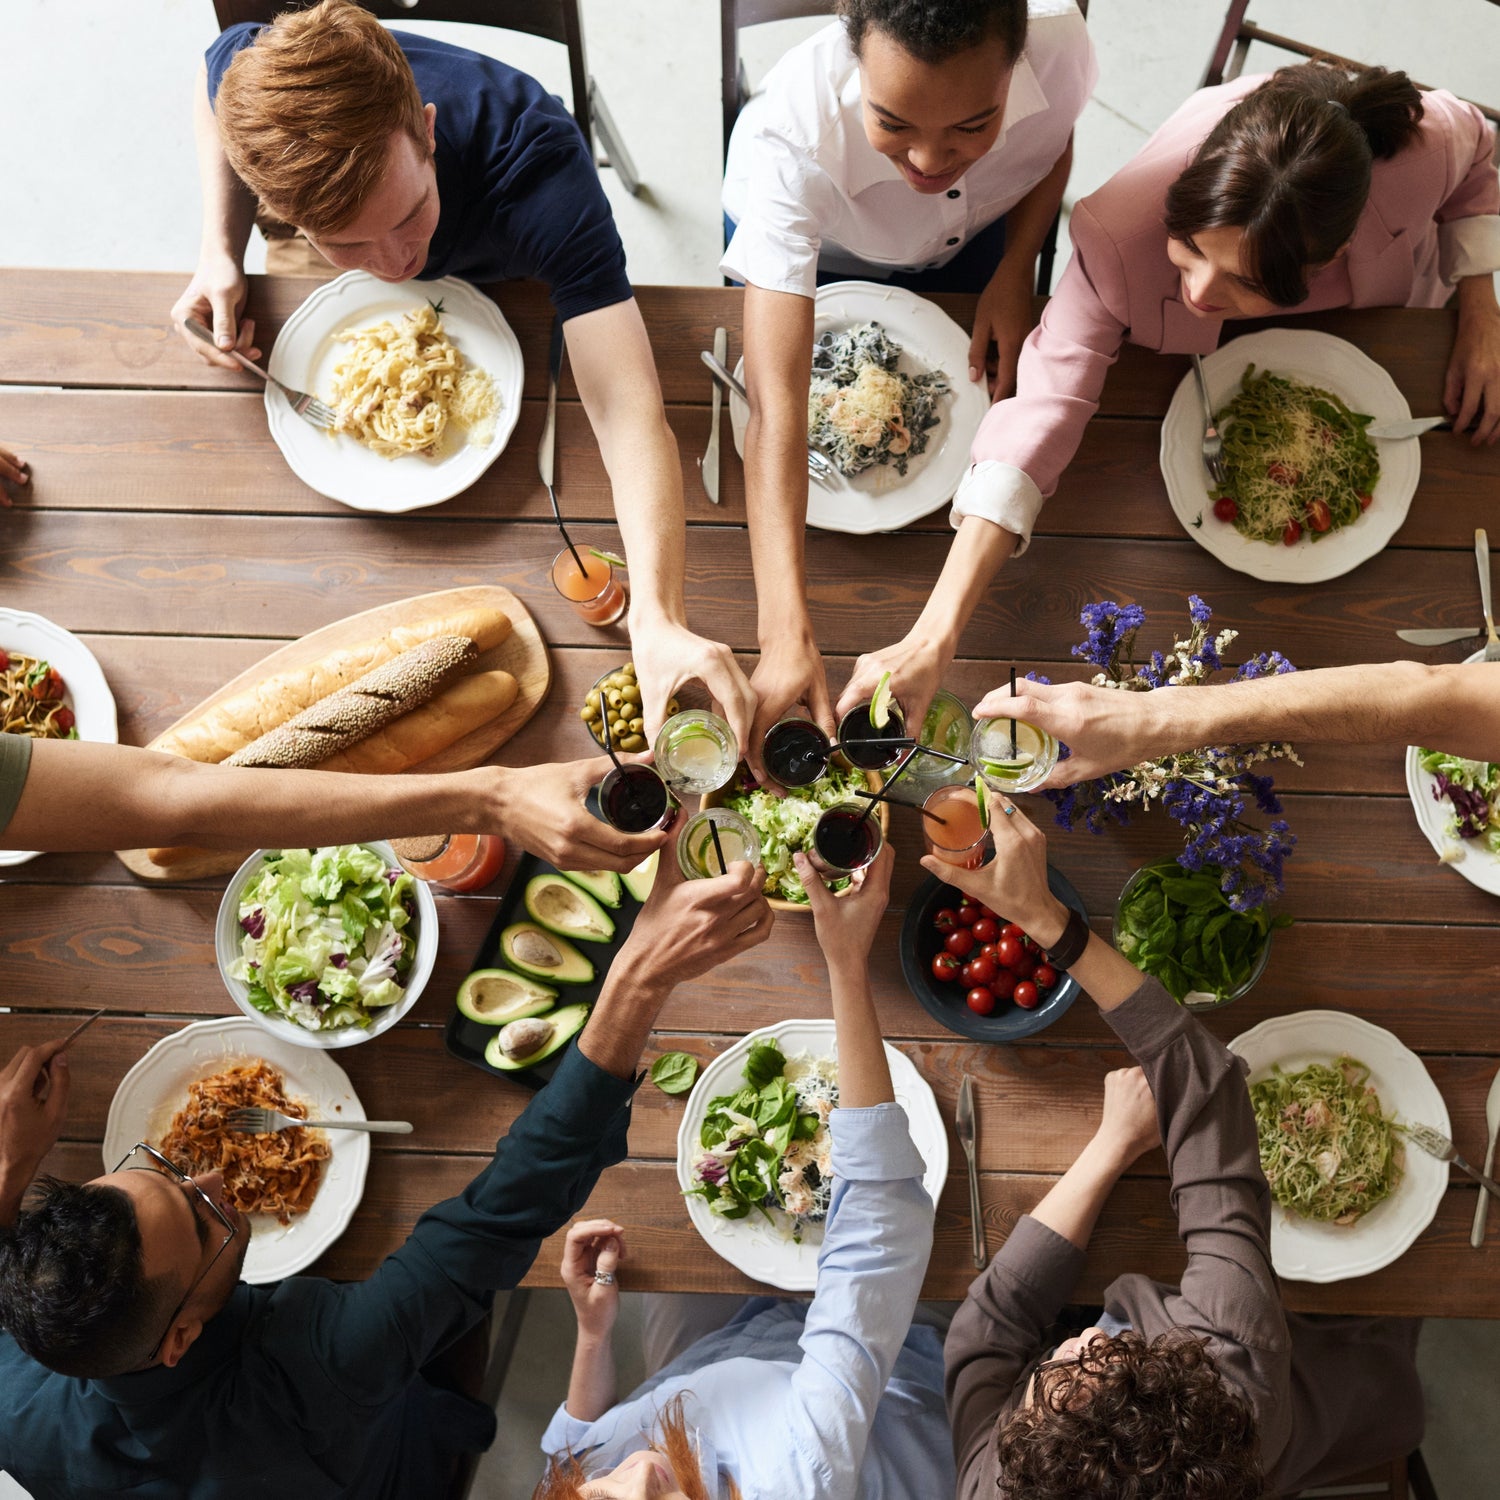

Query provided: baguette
[144,669,519,867]
[154,605,512,764]
[226,636,476,770]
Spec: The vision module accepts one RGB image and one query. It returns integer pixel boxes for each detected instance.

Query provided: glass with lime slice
[970,716,1058,795]
[654,709,738,795]
[902,688,975,797]
[838,685,908,770]
[676,808,760,879]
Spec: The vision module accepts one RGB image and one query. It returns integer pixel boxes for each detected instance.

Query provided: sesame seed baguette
[225,635,476,770]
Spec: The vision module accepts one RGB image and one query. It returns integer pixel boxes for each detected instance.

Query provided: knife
[538,314,564,494]
[956,1074,987,1270]
[700,327,725,504]
[1367,415,1452,440]
[1472,1064,1500,1247]
[1397,626,1479,645]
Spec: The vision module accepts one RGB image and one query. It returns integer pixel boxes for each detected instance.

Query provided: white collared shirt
[721,4,1097,295]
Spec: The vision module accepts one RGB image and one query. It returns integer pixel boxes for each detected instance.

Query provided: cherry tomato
[1012,953,1037,981]
[933,908,959,934]
[0,649,8,671]
[944,929,976,959]
[1282,519,1302,546]
[1013,980,1040,1009]
[971,917,998,944]
[1000,922,1026,941]
[931,952,961,984]
[1267,460,1300,487]
[32,668,65,701]
[956,904,980,927]
[995,935,1024,970]
[1307,498,1332,533]
[54,707,76,735]
[1032,962,1059,991]
[989,969,1017,1001]
[1212,496,1238,522]
[977,904,998,921]
[962,954,998,986]
[1020,933,1039,952]
[978,942,999,960]
[966,987,996,1016]
[1357,491,1373,511]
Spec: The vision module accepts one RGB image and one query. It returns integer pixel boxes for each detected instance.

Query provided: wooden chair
[1283,1448,1440,1500]
[719,0,1085,292]
[212,0,641,194]
[1202,0,1500,128]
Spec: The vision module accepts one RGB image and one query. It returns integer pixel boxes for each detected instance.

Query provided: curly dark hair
[0,1178,176,1377]
[994,1331,1264,1500]
[836,0,1028,66]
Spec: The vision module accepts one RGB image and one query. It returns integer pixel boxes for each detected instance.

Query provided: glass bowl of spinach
[1113,860,1288,1009]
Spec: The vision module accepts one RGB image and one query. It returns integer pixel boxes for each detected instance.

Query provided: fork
[225,1106,413,1135]
[1477,529,1500,663]
[698,349,839,487]
[1190,355,1226,486]
[184,318,338,431]
[1405,1120,1500,1201]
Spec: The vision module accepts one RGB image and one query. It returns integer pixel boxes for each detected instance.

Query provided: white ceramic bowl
[215,841,438,1049]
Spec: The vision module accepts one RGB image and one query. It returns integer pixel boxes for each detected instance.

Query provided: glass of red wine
[808,802,884,878]
[598,763,678,834]
[837,701,908,770]
[761,718,832,788]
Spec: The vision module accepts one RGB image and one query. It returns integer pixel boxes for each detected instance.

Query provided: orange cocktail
[922,786,990,869]
[551,548,627,626]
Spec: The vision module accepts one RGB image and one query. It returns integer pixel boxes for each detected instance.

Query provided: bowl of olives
[579,662,680,753]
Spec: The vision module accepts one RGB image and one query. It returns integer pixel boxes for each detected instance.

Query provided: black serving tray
[444,849,652,1091]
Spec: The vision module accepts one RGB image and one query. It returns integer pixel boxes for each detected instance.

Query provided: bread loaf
[226,636,475,770]
[153,605,512,764]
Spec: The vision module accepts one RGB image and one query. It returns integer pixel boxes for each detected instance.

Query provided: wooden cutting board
[116,585,549,881]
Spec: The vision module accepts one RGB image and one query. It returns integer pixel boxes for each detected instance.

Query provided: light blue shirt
[540,1103,954,1499]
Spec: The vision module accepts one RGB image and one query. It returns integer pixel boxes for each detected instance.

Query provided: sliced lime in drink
[869,671,895,730]
[980,751,1035,782]
[974,776,990,829]
[589,547,627,568]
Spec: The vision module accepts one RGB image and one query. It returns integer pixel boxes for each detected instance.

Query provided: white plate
[214,841,439,1050]
[1160,329,1419,583]
[1228,1009,1449,1284]
[675,1019,949,1291]
[1404,648,1500,897]
[729,281,990,535]
[267,271,523,512]
[0,607,118,869]
[102,1016,370,1284]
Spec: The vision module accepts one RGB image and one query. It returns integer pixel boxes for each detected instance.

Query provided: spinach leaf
[650,1051,700,1095]
[744,1040,787,1090]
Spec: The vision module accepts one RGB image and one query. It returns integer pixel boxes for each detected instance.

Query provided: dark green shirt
[0,1044,636,1498]
[0,733,32,835]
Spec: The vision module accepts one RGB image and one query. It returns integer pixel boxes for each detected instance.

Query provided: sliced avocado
[484,1002,590,1071]
[622,849,659,903]
[499,922,595,985]
[524,873,615,944]
[560,869,623,908]
[456,968,558,1027]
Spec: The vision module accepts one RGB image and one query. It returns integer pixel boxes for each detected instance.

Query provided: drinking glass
[677,808,760,879]
[551,547,627,626]
[970,715,1059,795]
[654,710,738,795]
[921,786,990,869]
[808,802,884,877]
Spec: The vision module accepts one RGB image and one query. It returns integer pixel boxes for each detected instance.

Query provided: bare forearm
[1028,1133,1131,1252]
[564,1331,617,1422]
[577,973,669,1080]
[827,969,893,1108]
[192,62,255,265]
[906,515,1019,658]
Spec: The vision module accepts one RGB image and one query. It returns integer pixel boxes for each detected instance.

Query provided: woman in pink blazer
[838,62,1500,727]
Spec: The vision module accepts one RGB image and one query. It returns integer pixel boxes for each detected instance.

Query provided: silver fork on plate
[184,317,338,431]
[698,349,839,487]
[1406,1120,1500,1202]
[1477,529,1500,663]
[1190,354,1226,487]
[225,1106,413,1135]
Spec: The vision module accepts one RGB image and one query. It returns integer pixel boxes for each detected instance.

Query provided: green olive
[621,734,647,751]
[628,716,644,733]
[621,684,641,705]
[623,662,635,677]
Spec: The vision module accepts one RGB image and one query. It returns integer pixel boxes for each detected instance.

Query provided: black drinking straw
[597,689,624,770]
[1009,667,1018,759]
[859,751,914,824]
[548,485,589,578]
[709,819,728,875]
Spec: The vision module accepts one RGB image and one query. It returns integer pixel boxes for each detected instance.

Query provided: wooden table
[3,270,1498,1317]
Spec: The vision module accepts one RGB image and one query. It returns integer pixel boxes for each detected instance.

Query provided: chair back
[721,0,836,161]
[212,0,592,139]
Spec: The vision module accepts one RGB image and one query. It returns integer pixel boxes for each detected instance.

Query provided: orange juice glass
[922,786,990,869]
[552,548,627,626]
[392,834,507,892]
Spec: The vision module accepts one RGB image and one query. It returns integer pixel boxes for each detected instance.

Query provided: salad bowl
[215,841,439,1049]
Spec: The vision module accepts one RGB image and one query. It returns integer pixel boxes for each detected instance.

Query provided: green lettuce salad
[724,766,869,903]
[1417,749,1500,854]
[231,845,418,1032]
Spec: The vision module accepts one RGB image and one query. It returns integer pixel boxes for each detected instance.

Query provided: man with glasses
[0,857,773,1499]
[934,802,1425,1499]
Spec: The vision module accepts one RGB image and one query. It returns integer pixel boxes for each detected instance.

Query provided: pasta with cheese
[329,304,498,459]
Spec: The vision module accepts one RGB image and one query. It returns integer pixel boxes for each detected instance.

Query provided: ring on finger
[593,1270,616,1286]
[1001,801,1016,817]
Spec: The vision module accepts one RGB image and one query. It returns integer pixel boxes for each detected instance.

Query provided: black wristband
[1045,906,1091,972]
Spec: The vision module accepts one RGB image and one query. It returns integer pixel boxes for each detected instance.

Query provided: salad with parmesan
[687,1038,838,1241]
[807,322,948,477]
[231,844,418,1032]
[724,765,870,903]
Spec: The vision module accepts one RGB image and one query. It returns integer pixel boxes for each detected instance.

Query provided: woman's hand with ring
[561,1217,625,1339]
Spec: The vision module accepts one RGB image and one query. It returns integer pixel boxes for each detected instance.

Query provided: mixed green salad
[686,1039,838,1241]
[724,765,869,903]
[1250,1056,1404,1225]
[1418,749,1500,854]
[1115,861,1289,1004]
[231,845,418,1032]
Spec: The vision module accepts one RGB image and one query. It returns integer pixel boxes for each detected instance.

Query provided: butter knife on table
[957,1073,987,1270]
[1472,1064,1500,1247]
[700,327,725,504]
[1366,415,1452,440]
[1396,626,1479,645]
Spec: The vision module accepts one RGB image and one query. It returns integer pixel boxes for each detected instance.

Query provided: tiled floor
[3,3,1498,1497]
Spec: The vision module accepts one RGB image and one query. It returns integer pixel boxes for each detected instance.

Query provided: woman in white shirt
[722,0,1095,783]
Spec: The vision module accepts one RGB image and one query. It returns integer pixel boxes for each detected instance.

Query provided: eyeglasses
[112,1142,238,1362]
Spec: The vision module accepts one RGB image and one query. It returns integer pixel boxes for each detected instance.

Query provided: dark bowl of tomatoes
[899,868,1088,1042]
